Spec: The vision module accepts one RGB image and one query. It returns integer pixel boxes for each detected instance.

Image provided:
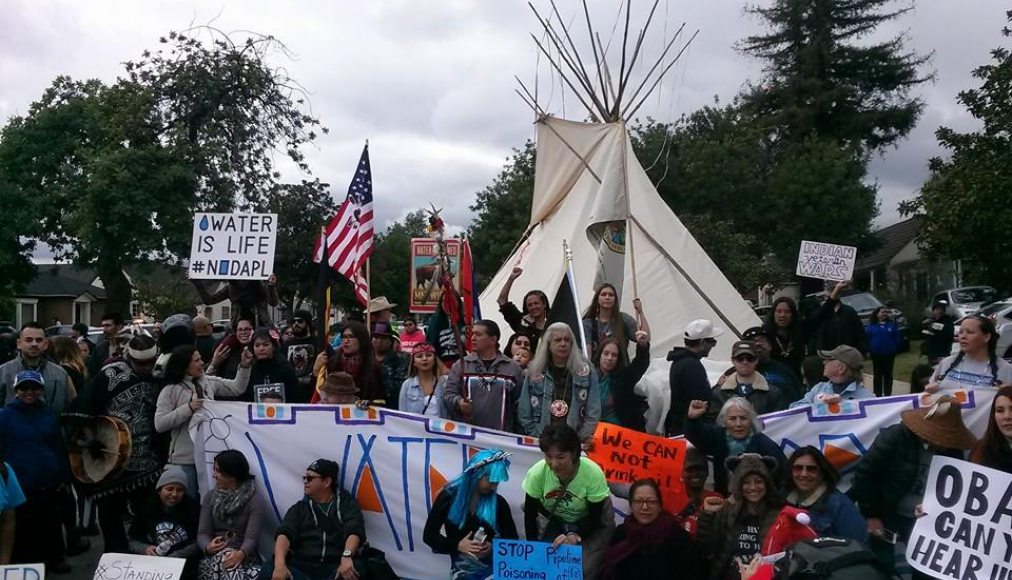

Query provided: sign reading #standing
[795,240,857,282]
[188,213,277,280]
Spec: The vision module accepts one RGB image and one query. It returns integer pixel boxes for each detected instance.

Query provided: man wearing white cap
[664,319,723,436]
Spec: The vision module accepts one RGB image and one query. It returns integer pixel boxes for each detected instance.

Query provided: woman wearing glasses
[601,478,701,578]
[197,450,265,580]
[311,321,383,403]
[784,447,866,541]
[927,315,1012,392]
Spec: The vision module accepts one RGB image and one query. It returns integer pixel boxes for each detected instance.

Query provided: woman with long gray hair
[518,322,601,442]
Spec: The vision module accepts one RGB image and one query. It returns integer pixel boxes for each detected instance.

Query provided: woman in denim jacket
[518,323,601,442]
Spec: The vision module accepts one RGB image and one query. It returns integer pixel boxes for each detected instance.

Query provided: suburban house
[12,263,237,328]
[853,216,961,316]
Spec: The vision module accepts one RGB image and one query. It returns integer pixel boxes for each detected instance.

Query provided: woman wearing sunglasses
[784,447,866,542]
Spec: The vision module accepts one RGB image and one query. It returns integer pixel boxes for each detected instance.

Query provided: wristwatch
[341,550,353,559]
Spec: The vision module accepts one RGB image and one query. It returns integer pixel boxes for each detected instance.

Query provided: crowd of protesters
[0,270,1009,580]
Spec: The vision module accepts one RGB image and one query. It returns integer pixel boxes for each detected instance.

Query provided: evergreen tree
[739,0,930,154]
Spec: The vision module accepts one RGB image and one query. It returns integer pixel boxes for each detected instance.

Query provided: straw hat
[900,396,977,450]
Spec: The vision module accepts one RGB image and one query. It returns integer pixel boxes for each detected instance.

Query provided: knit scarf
[341,351,363,379]
[726,431,755,457]
[601,511,680,579]
[211,479,256,526]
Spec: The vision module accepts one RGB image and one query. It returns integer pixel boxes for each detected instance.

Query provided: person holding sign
[522,423,613,580]
[519,322,602,442]
[811,281,867,355]
[593,330,651,431]
[850,396,977,577]
[927,315,1012,392]
[191,275,280,330]
[422,449,518,579]
[157,345,253,497]
[970,385,1012,473]
[685,397,789,495]
[245,329,300,403]
[697,454,784,580]
[601,478,702,578]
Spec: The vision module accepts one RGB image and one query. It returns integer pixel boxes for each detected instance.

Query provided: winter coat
[601,342,651,431]
[921,316,955,359]
[0,398,70,490]
[866,321,902,356]
[519,361,601,441]
[0,356,70,415]
[243,357,299,403]
[697,502,780,580]
[849,423,963,530]
[813,299,868,354]
[443,353,524,432]
[710,372,785,416]
[275,490,366,565]
[155,367,251,464]
[128,495,201,558]
[664,347,711,436]
[763,323,806,379]
[790,380,874,409]
[683,418,789,495]
[605,517,703,578]
[786,486,867,542]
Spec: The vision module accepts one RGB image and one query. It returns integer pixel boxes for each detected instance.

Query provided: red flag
[313,145,374,307]
[461,238,476,328]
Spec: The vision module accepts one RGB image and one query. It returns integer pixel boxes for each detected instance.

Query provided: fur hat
[726,453,779,503]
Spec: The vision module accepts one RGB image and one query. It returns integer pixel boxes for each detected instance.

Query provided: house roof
[21,264,107,299]
[855,216,921,271]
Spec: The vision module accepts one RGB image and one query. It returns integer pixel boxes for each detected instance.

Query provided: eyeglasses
[631,498,660,507]
[341,334,356,340]
[303,475,322,482]
[733,355,757,363]
[792,464,820,473]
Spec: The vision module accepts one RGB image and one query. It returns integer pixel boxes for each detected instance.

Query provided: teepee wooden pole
[620,22,687,116]
[625,28,699,119]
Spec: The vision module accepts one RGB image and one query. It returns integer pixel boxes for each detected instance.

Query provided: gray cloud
[1,0,1002,240]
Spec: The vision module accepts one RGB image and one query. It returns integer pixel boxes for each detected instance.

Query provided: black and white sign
[906,456,1012,580]
[93,553,185,580]
[795,240,857,281]
[188,213,277,280]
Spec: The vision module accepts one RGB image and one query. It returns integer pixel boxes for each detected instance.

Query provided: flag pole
[627,219,642,330]
[564,239,591,360]
[365,258,372,331]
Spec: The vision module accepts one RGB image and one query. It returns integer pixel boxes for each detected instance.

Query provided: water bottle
[154,539,173,556]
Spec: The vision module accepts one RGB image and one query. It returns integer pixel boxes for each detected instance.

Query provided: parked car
[802,289,910,351]
[212,319,230,341]
[45,324,104,343]
[926,286,999,319]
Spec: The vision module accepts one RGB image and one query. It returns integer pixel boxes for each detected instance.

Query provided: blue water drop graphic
[199,215,209,231]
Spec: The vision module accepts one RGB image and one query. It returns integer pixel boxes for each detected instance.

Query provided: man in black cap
[265,459,368,580]
[371,322,408,409]
[284,310,321,401]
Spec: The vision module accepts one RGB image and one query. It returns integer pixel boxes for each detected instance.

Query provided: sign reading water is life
[188,213,277,280]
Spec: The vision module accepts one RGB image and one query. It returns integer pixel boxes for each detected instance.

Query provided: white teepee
[479,116,760,359]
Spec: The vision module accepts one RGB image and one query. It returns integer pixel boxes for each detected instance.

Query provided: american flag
[313,145,374,306]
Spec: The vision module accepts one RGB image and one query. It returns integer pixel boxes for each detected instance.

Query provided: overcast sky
[2,0,1001,242]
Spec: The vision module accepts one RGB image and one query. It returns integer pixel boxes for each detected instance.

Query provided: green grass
[893,340,923,384]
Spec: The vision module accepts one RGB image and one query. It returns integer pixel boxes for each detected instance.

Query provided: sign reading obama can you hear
[906,456,1012,580]
[189,213,277,280]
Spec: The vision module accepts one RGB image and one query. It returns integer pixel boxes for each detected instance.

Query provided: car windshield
[976,302,1012,317]
[951,287,997,304]
[841,293,884,312]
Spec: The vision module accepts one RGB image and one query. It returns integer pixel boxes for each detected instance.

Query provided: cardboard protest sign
[0,564,44,580]
[906,456,1012,580]
[493,539,582,580]
[409,238,460,313]
[188,213,277,280]
[795,240,857,281]
[254,383,286,404]
[93,553,185,580]
[587,422,688,511]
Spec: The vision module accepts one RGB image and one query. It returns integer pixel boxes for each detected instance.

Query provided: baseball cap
[818,345,864,372]
[742,326,772,342]
[13,370,44,390]
[684,319,724,341]
[732,341,758,358]
[306,459,340,482]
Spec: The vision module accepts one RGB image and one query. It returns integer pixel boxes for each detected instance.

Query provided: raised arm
[497,267,523,306]
[191,279,229,306]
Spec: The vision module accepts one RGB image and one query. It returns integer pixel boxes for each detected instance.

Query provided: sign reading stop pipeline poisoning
[188,213,277,280]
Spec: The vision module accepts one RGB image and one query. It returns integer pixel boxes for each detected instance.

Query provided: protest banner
[189,390,995,579]
[409,238,460,313]
[906,456,1012,580]
[795,240,857,281]
[587,422,688,511]
[493,539,583,580]
[93,553,185,580]
[0,564,44,580]
[188,212,277,280]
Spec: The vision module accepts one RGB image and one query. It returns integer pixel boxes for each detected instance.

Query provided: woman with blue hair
[423,449,519,579]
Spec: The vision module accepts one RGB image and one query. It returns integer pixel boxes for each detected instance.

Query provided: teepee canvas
[479,116,760,359]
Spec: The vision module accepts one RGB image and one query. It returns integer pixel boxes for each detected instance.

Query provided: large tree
[900,12,1012,289]
[739,0,930,154]
[0,31,324,312]
[466,141,536,284]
